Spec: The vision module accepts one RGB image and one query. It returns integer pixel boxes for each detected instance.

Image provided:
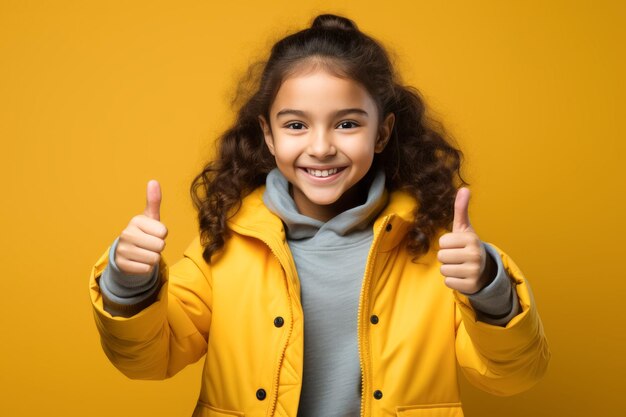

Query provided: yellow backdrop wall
[1,0,624,415]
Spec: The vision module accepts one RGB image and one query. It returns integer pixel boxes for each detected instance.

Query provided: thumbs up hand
[437,188,492,294]
[114,180,168,276]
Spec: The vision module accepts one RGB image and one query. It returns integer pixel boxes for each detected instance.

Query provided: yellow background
[1,0,624,415]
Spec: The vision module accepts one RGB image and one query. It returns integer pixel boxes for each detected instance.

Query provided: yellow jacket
[89,186,550,417]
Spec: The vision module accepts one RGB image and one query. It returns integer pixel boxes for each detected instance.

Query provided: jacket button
[274,316,284,327]
[373,390,383,400]
[256,388,266,400]
[370,315,379,324]
[385,223,392,232]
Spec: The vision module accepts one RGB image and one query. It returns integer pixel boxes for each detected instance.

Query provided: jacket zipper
[257,235,301,417]
[358,216,391,417]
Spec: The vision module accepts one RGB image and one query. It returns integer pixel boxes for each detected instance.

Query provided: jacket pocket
[193,400,244,417]
[396,402,463,417]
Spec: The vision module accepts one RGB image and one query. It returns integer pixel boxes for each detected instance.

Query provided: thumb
[452,187,472,232]
[144,179,161,221]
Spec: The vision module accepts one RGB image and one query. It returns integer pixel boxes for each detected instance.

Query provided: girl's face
[259,68,394,222]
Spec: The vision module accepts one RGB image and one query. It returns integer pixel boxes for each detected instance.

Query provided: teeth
[306,168,339,177]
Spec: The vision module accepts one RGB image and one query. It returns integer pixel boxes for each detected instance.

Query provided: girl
[89,14,550,417]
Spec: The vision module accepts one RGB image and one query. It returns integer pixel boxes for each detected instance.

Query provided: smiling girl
[89,14,550,417]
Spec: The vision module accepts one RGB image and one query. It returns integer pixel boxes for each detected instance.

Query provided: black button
[385,223,392,232]
[256,388,266,400]
[370,315,379,324]
[373,390,383,400]
[274,316,284,327]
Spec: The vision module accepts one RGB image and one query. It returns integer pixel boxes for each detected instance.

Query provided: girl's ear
[375,113,395,153]
[258,115,276,155]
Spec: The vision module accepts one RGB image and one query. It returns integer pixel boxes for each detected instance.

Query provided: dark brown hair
[191,14,468,263]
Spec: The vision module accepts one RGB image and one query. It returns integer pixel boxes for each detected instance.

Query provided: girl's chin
[294,190,344,209]
[302,194,342,207]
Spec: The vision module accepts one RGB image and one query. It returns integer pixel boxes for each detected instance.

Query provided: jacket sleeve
[453,241,551,396]
[88,236,212,380]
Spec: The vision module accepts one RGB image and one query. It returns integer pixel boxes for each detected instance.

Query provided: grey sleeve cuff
[465,242,520,326]
[99,236,161,306]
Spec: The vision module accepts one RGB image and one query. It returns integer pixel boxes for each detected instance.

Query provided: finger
[116,238,162,263]
[123,246,162,266]
[437,248,470,264]
[440,263,481,279]
[443,277,478,294]
[438,232,474,249]
[144,179,162,221]
[126,230,166,253]
[452,187,471,233]
[130,216,168,239]
[438,245,482,263]
[116,257,156,275]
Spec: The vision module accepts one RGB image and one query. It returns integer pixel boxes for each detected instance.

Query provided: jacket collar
[227,184,419,243]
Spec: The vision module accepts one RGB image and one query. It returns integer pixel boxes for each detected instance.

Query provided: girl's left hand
[437,187,492,294]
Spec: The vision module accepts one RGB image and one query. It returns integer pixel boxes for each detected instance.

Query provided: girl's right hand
[114,180,168,276]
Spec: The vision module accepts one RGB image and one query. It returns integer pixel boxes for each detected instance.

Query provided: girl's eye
[285,122,306,130]
[337,121,359,129]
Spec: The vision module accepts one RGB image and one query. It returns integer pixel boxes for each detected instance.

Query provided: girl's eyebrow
[275,108,369,119]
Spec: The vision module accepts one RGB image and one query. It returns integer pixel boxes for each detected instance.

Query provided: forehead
[270,69,377,116]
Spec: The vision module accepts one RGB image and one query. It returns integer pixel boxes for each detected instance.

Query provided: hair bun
[311,14,358,31]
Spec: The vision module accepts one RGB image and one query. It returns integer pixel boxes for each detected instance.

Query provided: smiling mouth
[303,167,346,178]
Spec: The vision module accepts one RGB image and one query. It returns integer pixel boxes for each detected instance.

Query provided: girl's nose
[307,130,337,158]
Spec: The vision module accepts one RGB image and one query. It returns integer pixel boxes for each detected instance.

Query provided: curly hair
[191,13,469,264]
